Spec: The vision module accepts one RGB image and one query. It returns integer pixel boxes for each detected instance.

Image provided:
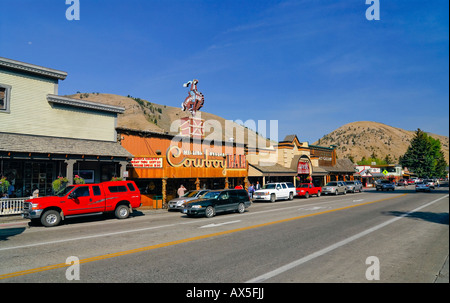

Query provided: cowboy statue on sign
[181,79,204,116]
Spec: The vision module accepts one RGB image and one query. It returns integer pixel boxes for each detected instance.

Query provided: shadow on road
[0,227,26,241]
[383,210,449,225]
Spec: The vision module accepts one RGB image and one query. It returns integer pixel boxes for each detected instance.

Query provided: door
[65,185,96,215]
[216,191,231,213]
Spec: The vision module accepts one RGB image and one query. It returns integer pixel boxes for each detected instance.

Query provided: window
[126,183,136,192]
[73,186,90,197]
[0,84,12,113]
[108,185,128,193]
[93,186,101,196]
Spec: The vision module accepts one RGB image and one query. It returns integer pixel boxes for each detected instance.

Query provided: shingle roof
[0,132,133,158]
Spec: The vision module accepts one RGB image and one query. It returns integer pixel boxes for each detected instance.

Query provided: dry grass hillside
[66,93,273,148]
[313,121,449,164]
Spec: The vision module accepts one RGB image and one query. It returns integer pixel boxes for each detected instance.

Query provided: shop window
[0,84,12,113]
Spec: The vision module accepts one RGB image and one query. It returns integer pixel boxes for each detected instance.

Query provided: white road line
[246,194,449,283]
[200,220,241,228]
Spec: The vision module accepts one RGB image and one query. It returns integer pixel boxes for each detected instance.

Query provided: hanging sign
[297,161,310,174]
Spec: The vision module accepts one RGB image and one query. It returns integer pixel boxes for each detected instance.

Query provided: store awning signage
[297,161,310,174]
[131,157,163,168]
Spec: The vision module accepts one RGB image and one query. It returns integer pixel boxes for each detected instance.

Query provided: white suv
[253,182,296,202]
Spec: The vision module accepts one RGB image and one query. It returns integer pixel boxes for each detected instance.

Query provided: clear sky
[1,0,448,143]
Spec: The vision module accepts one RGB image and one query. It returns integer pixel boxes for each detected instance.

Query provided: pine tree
[400,129,448,178]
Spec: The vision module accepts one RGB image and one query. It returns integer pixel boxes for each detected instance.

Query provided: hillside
[66,93,273,148]
[313,121,449,164]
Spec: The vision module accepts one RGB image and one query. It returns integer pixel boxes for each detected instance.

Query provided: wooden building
[0,57,131,197]
[117,127,248,208]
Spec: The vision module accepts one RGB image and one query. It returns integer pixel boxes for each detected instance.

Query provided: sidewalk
[0,207,168,229]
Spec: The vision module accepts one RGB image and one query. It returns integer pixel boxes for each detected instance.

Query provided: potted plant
[111,176,123,181]
[52,176,68,194]
[0,176,10,194]
[74,175,85,184]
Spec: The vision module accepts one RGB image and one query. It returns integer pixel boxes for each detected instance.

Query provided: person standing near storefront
[177,185,186,197]
[248,183,255,200]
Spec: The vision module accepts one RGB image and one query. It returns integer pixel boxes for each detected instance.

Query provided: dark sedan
[183,189,251,218]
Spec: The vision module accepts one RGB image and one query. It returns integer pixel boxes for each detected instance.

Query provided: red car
[23,180,141,227]
[397,179,408,186]
[296,183,322,198]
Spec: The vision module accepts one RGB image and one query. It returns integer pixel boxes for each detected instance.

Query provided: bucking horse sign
[181,79,204,116]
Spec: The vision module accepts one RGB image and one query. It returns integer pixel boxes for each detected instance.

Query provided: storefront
[117,127,248,208]
[0,133,132,197]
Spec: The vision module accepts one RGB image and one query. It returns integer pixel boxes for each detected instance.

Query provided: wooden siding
[121,133,248,179]
[0,69,117,142]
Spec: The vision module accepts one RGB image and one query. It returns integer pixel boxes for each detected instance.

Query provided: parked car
[23,181,141,227]
[296,183,322,198]
[168,190,209,211]
[322,181,347,195]
[182,189,251,218]
[344,180,363,193]
[423,179,435,189]
[253,182,296,202]
[407,179,415,185]
[376,180,395,191]
[397,179,408,186]
[415,182,431,192]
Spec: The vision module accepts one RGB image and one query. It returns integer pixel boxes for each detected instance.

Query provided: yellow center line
[0,193,407,280]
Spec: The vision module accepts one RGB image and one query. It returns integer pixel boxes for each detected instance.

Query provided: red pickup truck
[296,183,322,198]
[23,180,141,227]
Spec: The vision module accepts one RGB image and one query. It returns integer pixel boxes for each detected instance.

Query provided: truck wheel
[289,192,294,200]
[41,210,61,227]
[304,192,309,199]
[317,191,321,197]
[115,205,130,219]
[270,194,276,202]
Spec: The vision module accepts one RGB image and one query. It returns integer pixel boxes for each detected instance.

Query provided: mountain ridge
[312,121,449,164]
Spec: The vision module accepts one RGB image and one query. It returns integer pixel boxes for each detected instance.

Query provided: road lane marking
[200,220,241,228]
[246,194,449,283]
[0,193,411,281]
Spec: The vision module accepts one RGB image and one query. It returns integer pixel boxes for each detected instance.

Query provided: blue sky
[1,0,448,143]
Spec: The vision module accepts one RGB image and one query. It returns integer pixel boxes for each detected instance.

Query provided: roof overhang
[0,57,67,80]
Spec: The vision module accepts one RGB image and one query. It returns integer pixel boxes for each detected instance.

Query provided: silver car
[415,182,431,192]
[322,181,347,195]
[344,180,363,193]
[168,190,209,211]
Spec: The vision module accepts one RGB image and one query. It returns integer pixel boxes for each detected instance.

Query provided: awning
[0,132,133,159]
[249,163,297,177]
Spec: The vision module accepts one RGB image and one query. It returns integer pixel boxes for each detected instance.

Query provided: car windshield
[202,191,221,199]
[263,184,277,189]
[299,184,309,188]
[346,181,355,185]
[56,185,74,197]
[184,191,199,198]
[326,182,337,186]
[380,180,390,183]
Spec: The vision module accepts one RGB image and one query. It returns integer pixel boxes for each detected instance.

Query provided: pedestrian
[32,186,39,198]
[255,181,261,190]
[177,184,186,197]
[248,183,255,200]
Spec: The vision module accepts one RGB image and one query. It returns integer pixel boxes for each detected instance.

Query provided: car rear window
[126,183,136,191]
[108,185,128,193]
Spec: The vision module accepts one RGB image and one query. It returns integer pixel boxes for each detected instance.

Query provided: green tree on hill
[400,129,448,178]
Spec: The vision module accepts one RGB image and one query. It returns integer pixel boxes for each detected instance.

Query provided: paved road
[0,186,448,284]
